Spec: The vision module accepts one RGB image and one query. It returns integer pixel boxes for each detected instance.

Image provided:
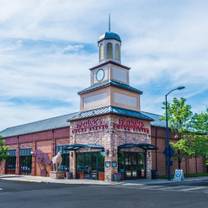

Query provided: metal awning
[63,144,104,151]
[118,143,157,150]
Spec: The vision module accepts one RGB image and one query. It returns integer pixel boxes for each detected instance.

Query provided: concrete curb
[0,175,120,185]
[0,175,207,186]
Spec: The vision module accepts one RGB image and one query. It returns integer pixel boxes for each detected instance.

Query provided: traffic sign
[174,169,184,182]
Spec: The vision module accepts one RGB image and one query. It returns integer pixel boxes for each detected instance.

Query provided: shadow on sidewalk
[0,175,23,179]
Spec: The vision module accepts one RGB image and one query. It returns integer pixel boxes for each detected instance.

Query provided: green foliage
[162,97,193,134]
[0,136,8,161]
[191,108,208,134]
[191,109,208,163]
[171,138,194,157]
[162,98,208,168]
[192,135,208,157]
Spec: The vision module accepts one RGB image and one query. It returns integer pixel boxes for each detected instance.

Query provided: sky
[0,0,207,130]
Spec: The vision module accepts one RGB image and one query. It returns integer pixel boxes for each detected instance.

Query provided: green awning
[118,143,157,150]
[63,144,104,151]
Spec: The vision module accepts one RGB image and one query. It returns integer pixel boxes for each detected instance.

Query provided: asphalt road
[0,179,208,208]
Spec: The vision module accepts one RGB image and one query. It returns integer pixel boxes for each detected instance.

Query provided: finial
[108,13,111,32]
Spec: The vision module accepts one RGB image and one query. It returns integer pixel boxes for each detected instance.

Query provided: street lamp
[165,86,185,180]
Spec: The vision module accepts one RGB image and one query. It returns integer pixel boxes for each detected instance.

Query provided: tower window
[99,43,104,61]
[115,43,120,61]
[106,42,113,59]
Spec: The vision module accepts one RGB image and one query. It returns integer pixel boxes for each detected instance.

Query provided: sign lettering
[113,118,150,134]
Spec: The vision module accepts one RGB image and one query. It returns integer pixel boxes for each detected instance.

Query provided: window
[20,148,32,175]
[106,42,113,59]
[115,43,120,61]
[99,43,104,61]
[6,150,16,174]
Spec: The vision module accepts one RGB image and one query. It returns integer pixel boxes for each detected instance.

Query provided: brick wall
[3,127,70,176]
[70,114,152,181]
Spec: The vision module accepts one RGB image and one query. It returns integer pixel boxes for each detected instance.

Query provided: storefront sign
[174,169,184,182]
[72,118,108,134]
[113,118,150,134]
[72,118,150,134]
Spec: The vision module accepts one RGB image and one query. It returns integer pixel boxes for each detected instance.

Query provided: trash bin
[151,170,158,179]
[65,171,73,179]
[112,173,122,181]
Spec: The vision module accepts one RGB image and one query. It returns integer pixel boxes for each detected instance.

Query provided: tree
[191,108,208,134]
[191,109,208,165]
[0,136,8,162]
[162,97,193,169]
[162,98,208,170]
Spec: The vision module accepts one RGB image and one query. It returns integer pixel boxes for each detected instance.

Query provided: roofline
[141,111,162,117]
[0,109,166,139]
[0,112,77,132]
[70,112,153,122]
[69,112,153,122]
[68,106,153,122]
[1,121,165,138]
[0,126,70,139]
[78,81,143,95]
[89,60,130,71]
[98,38,121,44]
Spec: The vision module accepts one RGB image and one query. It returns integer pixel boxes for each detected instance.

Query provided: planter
[98,172,105,181]
[77,172,85,179]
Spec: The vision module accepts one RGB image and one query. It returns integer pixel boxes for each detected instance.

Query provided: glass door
[76,152,104,180]
[118,151,146,179]
[20,156,32,175]
[59,153,69,172]
[6,156,16,174]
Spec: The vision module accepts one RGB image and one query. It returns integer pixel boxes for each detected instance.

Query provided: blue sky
[0,0,207,130]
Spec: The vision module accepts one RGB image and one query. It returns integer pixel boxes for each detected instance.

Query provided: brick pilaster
[0,160,6,174]
[15,145,20,175]
[31,141,36,176]
[146,150,152,179]
[69,151,76,178]
[51,130,56,157]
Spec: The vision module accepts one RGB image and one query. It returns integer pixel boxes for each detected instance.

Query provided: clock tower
[78,27,142,112]
[69,22,154,182]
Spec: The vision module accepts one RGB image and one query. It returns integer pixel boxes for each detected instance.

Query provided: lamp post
[165,86,185,180]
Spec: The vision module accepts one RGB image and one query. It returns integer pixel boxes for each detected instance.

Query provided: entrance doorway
[5,150,16,174]
[20,148,32,175]
[76,152,104,180]
[60,153,69,171]
[118,151,146,179]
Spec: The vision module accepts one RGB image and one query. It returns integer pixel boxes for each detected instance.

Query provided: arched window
[106,42,113,59]
[115,43,120,61]
[99,44,104,61]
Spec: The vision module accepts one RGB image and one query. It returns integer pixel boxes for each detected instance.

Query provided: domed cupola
[98,32,121,43]
[98,16,121,63]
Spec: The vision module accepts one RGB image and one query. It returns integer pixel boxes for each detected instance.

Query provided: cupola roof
[98,32,121,43]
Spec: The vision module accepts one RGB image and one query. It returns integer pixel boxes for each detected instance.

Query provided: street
[0,179,208,208]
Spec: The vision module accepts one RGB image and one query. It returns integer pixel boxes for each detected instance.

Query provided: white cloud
[0,0,207,130]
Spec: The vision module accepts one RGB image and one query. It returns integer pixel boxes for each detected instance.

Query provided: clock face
[96,69,105,81]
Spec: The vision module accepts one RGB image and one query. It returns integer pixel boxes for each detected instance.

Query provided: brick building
[0,29,206,181]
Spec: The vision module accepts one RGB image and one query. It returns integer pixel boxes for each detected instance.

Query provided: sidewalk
[0,174,115,185]
[121,176,208,186]
[0,174,208,186]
